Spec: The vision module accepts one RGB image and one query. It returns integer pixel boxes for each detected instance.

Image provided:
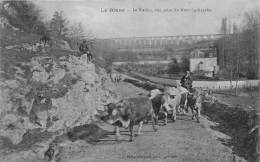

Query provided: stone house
[190,47,219,77]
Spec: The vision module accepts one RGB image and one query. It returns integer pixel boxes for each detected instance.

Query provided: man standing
[79,39,92,62]
[180,71,192,91]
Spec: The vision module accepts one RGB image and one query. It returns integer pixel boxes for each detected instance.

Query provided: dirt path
[61,117,244,162]
[58,82,246,162]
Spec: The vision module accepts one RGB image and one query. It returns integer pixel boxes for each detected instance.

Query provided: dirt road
[61,117,243,162]
[59,82,246,162]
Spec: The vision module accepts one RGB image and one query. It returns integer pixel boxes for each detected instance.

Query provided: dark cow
[101,97,157,142]
[148,89,163,124]
[187,88,208,123]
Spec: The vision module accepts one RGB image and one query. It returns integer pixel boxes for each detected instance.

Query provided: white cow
[149,89,162,99]
[149,87,187,125]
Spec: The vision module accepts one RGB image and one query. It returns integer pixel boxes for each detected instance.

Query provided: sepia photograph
[0,0,259,161]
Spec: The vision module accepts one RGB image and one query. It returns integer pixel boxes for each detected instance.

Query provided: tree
[233,23,238,34]
[217,10,259,95]
[67,23,85,49]
[168,58,181,73]
[50,11,68,38]
[243,9,260,31]
[0,1,46,34]
[181,56,190,72]
[220,17,228,35]
[219,17,228,70]
[241,10,259,79]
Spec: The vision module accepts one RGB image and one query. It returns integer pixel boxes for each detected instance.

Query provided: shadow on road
[66,124,112,144]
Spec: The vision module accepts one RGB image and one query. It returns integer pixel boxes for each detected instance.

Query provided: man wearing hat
[180,71,192,91]
[79,39,92,62]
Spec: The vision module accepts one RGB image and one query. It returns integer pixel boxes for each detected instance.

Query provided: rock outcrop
[0,53,117,144]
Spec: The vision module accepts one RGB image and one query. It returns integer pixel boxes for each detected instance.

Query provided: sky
[34,0,260,38]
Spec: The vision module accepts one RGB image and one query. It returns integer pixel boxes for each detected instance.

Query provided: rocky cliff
[0,53,118,145]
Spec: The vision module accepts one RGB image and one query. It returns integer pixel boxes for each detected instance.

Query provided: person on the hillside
[180,71,192,91]
[79,39,93,62]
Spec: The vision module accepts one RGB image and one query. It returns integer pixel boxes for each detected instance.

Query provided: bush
[246,71,258,79]
[181,57,190,72]
[168,63,181,73]
[168,58,181,73]
[167,57,190,74]
[202,102,258,162]
[0,1,47,34]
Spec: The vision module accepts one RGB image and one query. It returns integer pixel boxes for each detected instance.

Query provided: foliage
[118,63,167,76]
[181,56,190,72]
[167,58,181,73]
[49,11,68,38]
[66,23,85,50]
[167,57,189,74]
[100,52,116,73]
[217,10,259,80]
[0,1,47,35]
[202,102,258,162]
[220,17,228,34]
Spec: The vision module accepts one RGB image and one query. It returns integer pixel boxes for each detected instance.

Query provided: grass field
[212,87,259,111]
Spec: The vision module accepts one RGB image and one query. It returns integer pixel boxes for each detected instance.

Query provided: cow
[101,97,157,142]
[176,86,189,114]
[110,73,122,84]
[162,87,182,124]
[187,88,208,123]
[149,87,187,125]
[149,89,162,100]
[148,89,163,124]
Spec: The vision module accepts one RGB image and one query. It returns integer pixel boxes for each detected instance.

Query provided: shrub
[0,1,47,34]
[246,71,258,79]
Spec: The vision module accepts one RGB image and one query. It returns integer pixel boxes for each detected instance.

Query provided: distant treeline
[217,12,259,79]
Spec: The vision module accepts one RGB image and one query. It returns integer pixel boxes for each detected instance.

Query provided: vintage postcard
[0,0,259,162]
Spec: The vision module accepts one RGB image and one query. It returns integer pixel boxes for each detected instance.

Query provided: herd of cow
[110,73,123,83]
[101,86,211,142]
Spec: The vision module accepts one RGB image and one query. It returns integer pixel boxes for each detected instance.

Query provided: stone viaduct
[96,34,224,49]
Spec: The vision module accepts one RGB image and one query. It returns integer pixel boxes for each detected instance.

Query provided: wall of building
[190,57,218,73]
